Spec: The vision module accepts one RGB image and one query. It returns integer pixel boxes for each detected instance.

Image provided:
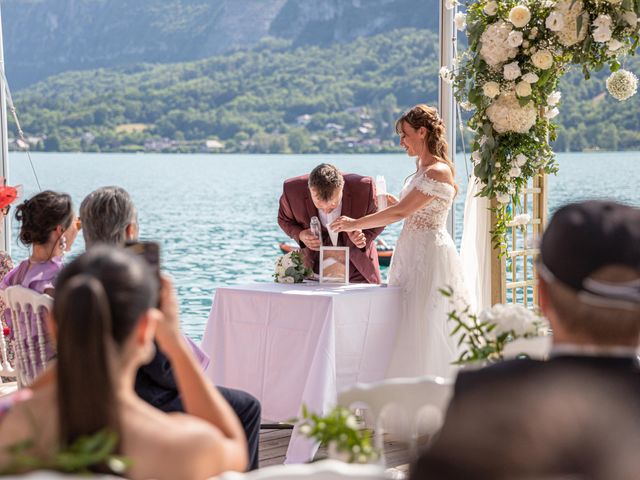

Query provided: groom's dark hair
[308,163,344,201]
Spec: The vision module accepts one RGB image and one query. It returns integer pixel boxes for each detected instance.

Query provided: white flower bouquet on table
[274,250,312,283]
[440,286,549,365]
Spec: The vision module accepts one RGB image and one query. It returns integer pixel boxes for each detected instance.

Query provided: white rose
[281,276,295,284]
[496,192,511,204]
[507,30,524,47]
[515,153,527,167]
[455,12,467,31]
[521,72,539,83]
[607,39,624,51]
[512,213,532,226]
[484,1,498,16]
[547,91,562,106]
[509,166,522,178]
[483,81,501,98]
[509,5,531,28]
[622,11,638,27]
[593,26,612,43]
[543,107,560,119]
[593,14,612,30]
[503,61,522,80]
[515,81,532,97]
[281,253,295,270]
[531,50,554,70]
[546,12,565,31]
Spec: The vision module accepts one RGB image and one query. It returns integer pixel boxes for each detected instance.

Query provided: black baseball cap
[539,200,640,307]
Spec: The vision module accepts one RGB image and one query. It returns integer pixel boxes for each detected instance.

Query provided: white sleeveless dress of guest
[387,171,468,379]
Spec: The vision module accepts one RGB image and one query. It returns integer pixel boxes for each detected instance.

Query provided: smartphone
[124,240,161,280]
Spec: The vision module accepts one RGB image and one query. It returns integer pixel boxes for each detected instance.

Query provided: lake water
[6,151,640,339]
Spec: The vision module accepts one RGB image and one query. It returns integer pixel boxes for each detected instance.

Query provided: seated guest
[278,163,384,283]
[0,191,80,365]
[415,200,640,477]
[79,186,261,470]
[0,247,248,478]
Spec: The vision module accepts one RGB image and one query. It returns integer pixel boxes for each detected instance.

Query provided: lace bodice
[400,172,455,232]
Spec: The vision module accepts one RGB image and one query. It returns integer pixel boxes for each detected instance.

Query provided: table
[201,282,402,463]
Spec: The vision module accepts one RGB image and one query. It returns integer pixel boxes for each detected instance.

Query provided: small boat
[279,238,394,267]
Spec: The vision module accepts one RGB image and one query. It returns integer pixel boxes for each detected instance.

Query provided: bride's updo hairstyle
[53,246,158,459]
[396,104,458,193]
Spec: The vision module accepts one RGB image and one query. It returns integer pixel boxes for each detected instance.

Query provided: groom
[278,163,384,283]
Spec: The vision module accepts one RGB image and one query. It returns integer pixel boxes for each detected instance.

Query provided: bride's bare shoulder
[425,163,454,185]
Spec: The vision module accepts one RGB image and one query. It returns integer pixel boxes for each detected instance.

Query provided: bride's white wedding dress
[386,170,468,379]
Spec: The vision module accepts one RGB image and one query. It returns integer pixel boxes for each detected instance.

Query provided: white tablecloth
[201,282,402,463]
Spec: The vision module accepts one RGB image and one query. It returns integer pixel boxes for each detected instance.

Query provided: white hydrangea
[483,81,501,98]
[480,21,519,67]
[511,213,532,226]
[455,12,467,31]
[486,92,538,134]
[515,81,532,97]
[509,5,531,28]
[521,72,539,83]
[479,303,539,338]
[606,69,639,101]
[547,91,562,106]
[509,166,522,178]
[545,12,565,32]
[484,0,498,16]
[503,61,522,80]
[531,50,554,70]
[552,0,588,47]
[515,153,528,167]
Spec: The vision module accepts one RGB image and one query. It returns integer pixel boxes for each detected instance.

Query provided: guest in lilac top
[1,191,80,371]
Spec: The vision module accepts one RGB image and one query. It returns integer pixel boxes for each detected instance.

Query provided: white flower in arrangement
[515,153,528,167]
[547,91,562,106]
[486,92,537,134]
[274,251,312,283]
[604,0,623,4]
[529,27,538,39]
[483,81,501,98]
[607,39,624,52]
[593,14,612,30]
[439,66,454,84]
[471,150,482,164]
[509,5,531,28]
[480,21,519,67]
[455,12,467,31]
[507,184,516,195]
[622,11,638,27]
[515,81,532,97]
[606,69,639,101]
[507,30,524,47]
[496,192,511,204]
[479,303,540,338]
[509,166,522,178]
[503,61,522,80]
[593,26,613,43]
[522,40,530,48]
[543,107,560,119]
[521,72,539,84]
[511,213,532,227]
[494,162,501,168]
[460,101,475,111]
[531,49,554,70]
[445,0,458,10]
[545,12,565,32]
[483,1,498,16]
[552,0,588,47]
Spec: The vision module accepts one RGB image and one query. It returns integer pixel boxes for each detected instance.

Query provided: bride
[331,104,468,379]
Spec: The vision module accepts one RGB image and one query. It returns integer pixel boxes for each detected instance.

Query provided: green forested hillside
[10,29,640,153]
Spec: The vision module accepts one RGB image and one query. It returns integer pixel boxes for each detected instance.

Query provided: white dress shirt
[318,203,342,246]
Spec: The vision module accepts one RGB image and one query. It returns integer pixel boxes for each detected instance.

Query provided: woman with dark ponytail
[0,246,248,478]
[332,104,470,379]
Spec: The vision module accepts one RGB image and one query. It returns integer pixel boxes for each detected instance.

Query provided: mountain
[1,0,439,89]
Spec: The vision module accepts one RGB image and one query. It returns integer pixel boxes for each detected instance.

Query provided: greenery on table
[296,405,379,464]
[0,429,131,476]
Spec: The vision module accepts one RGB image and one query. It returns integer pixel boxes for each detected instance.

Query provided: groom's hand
[347,230,367,249]
[299,228,321,251]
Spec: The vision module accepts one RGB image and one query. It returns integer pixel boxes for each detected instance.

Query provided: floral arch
[443,0,639,306]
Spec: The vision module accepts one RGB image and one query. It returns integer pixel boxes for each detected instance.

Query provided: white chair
[217,459,386,480]
[0,286,54,387]
[338,376,453,465]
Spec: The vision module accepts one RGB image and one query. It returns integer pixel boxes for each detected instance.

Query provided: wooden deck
[259,427,412,477]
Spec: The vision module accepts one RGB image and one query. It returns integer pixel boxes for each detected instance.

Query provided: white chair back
[0,286,54,387]
[338,376,453,464]
[218,459,386,480]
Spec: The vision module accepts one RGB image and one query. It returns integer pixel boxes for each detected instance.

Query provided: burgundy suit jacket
[278,173,384,284]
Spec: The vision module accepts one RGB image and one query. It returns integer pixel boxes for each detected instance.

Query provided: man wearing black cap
[409,200,640,478]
